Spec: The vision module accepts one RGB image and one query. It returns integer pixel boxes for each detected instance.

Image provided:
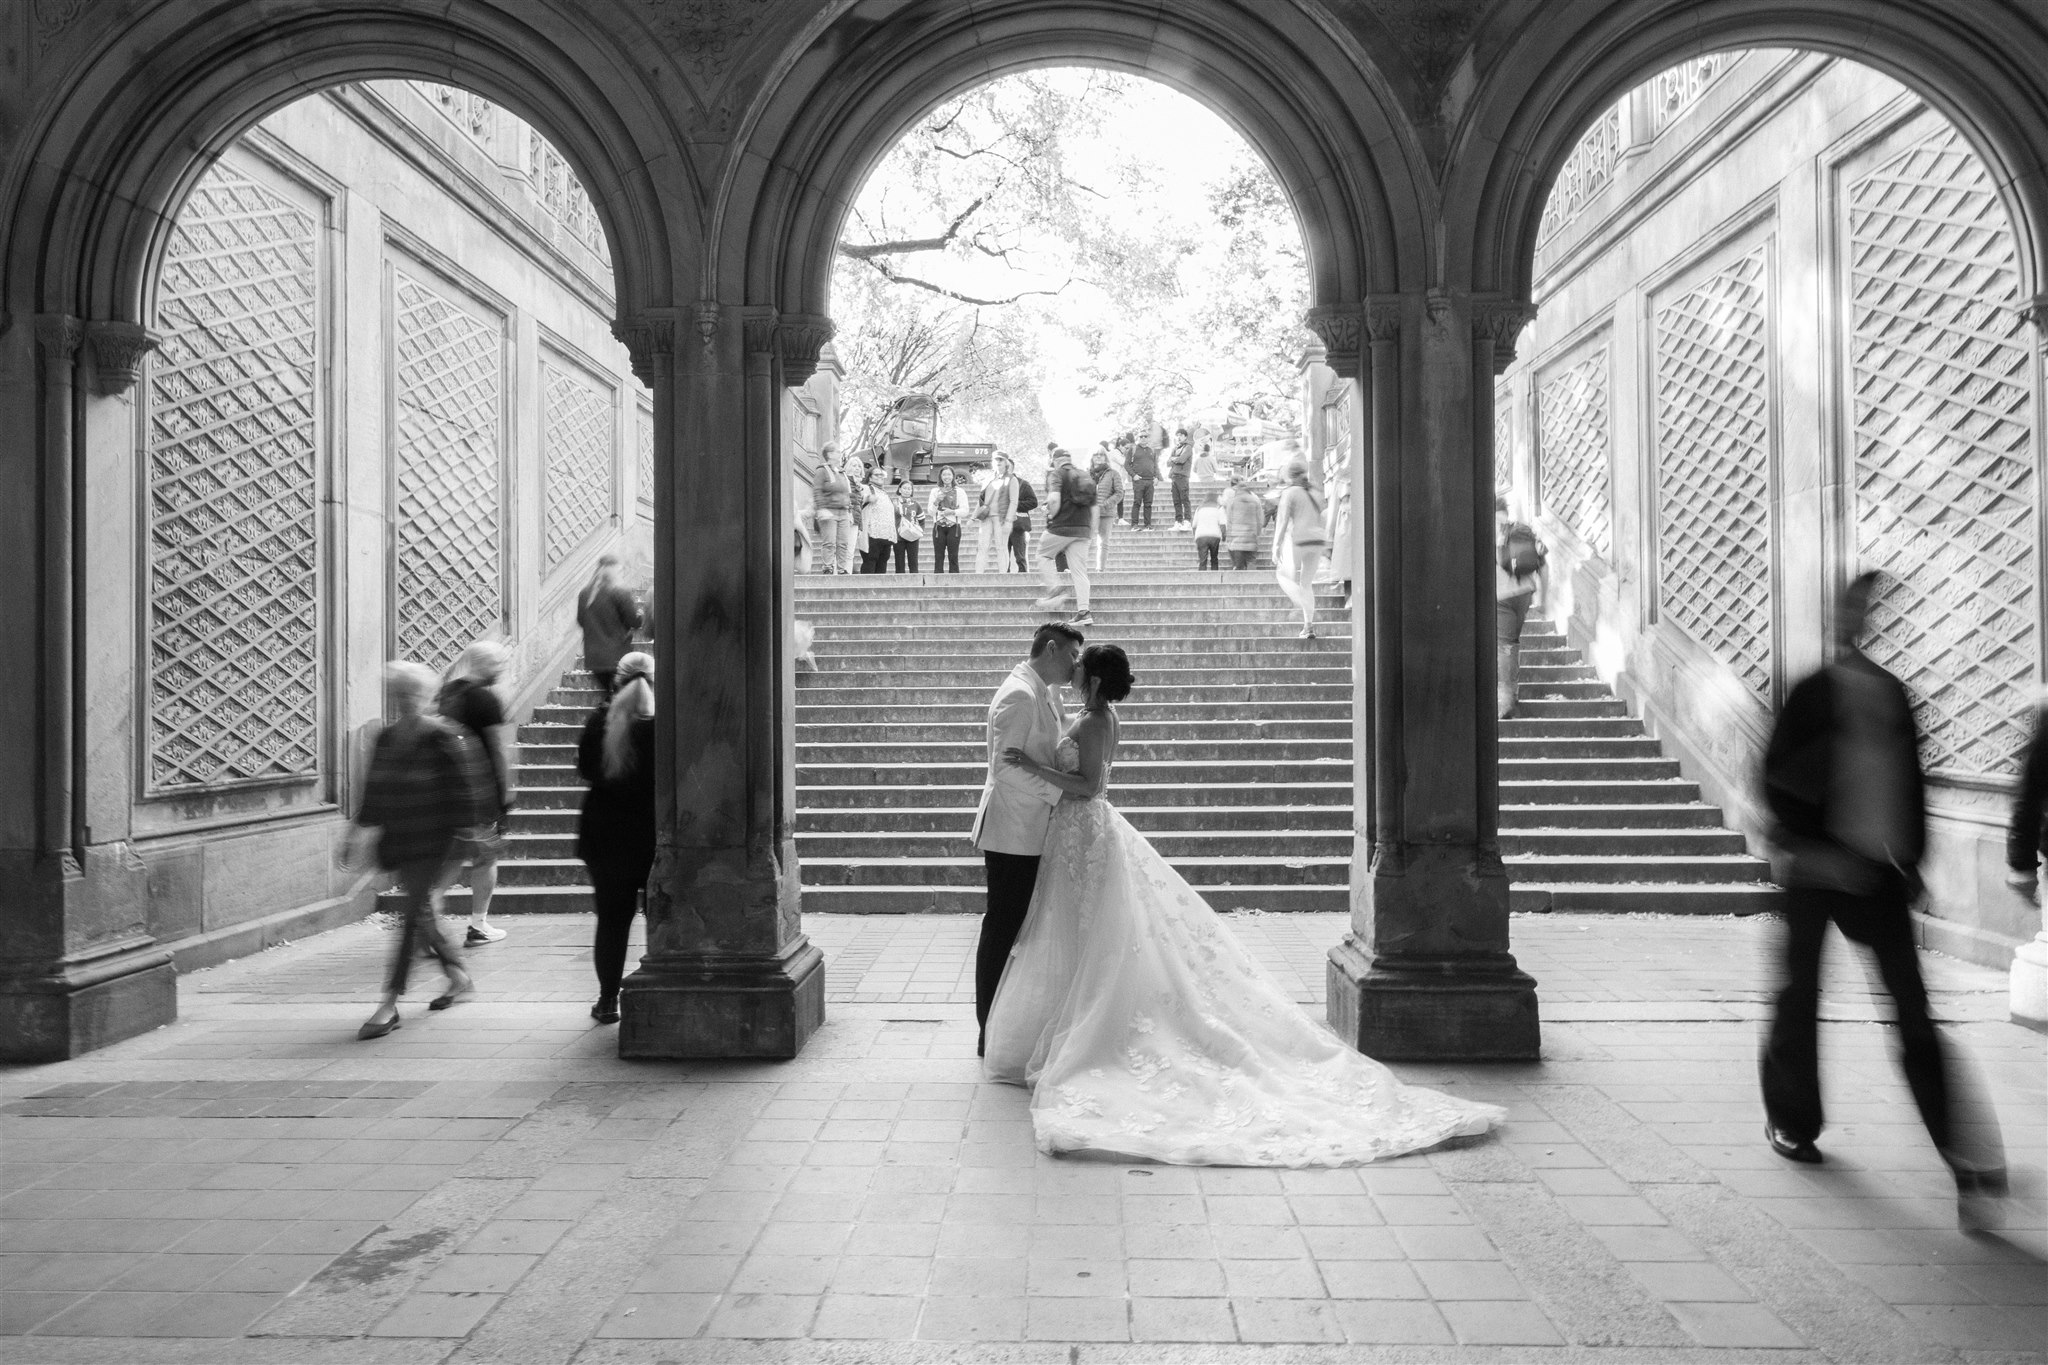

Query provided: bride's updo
[1080,644,1134,704]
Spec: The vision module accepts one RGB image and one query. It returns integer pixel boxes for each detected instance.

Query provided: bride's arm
[1002,715,1111,798]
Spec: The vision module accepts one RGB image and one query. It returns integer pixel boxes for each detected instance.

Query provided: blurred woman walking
[436,640,516,945]
[578,651,657,1025]
[576,552,642,695]
[1272,460,1327,639]
[813,444,855,573]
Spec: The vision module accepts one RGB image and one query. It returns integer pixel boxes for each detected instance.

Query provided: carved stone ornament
[1473,298,1540,373]
[1365,299,1403,342]
[83,321,163,395]
[741,307,780,357]
[612,316,676,385]
[33,313,86,360]
[641,0,759,85]
[694,299,720,351]
[1425,289,1454,325]
[2023,294,2048,350]
[33,0,92,54]
[1302,305,1363,374]
[777,313,836,385]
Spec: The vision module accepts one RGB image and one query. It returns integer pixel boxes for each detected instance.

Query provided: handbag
[897,507,924,542]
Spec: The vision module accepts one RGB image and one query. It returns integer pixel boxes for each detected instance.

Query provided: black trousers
[893,538,920,572]
[861,541,892,573]
[931,523,961,572]
[1229,549,1254,569]
[588,858,652,998]
[1170,477,1191,522]
[1761,880,1955,1157]
[387,857,463,994]
[1007,521,1029,571]
[1132,478,1155,527]
[977,850,1041,1053]
[1196,536,1220,569]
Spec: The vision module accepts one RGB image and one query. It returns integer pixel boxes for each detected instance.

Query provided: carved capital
[1365,299,1403,344]
[2023,294,2048,351]
[33,313,85,361]
[741,306,780,357]
[1302,305,1363,378]
[1472,298,1539,374]
[612,316,676,386]
[83,321,161,395]
[693,299,721,352]
[777,313,836,385]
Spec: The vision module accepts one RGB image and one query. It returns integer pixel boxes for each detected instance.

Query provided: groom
[969,621,1085,1055]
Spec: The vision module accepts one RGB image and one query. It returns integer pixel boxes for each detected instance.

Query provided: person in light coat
[968,621,1083,1055]
[1222,479,1266,569]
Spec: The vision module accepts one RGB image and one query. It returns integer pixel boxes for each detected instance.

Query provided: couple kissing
[966,622,1506,1168]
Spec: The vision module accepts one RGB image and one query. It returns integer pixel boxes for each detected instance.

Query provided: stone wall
[1499,53,2046,967]
[113,83,646,974]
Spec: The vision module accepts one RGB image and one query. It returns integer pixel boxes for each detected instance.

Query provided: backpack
[1062,464,1098,508]
[1499,522,1547,577]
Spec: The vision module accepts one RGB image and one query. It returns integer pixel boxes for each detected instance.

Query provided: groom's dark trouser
[977,851,1042,1055]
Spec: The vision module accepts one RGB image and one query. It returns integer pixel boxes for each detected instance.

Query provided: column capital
[612,313,677,385]
[1303,304,1363,377]
[1364,297,1404,343]
[82,321,162,396]
[692,298,721,352]
[777,313,837,385]
[740,305,780,356]
[1472,297,1539,374]
[33,313,85,360]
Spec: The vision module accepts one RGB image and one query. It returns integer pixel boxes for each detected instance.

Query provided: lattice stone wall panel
[1847,123,2040,779]
[1654,248,1774,697]
[638,402,655,509]
[1537,347,1613,558]
[543,362,615,565]
[1540,107,1621,243]
[147,162,321,791]
[393,269,502,672]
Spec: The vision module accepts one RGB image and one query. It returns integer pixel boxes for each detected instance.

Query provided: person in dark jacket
[343,661,491,1039]
[436,640,516,945]
[577,552,642,695]
[1167,428,1194,528]
[1759,572,2006,1229]
[1127,435,1159,529]
[579,651,657,1024]
[2007,690,2048,902]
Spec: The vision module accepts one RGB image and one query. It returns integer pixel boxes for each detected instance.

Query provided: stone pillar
[611,306,825,1058]
[2012,297,2048,1033]
[0,317,174,1062]
[1323,292,1541,1061]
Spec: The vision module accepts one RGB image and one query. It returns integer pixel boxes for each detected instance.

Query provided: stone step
[793,719,1357,744]
[799,664,1354,686]
[797,781,1352,809]
[800,884,1345,914]
[1498,717,1646,738]
[791,827,1748,861]
[806,629,1354,652]
[796,804,1350,833]
[439,884,592,914]
[1497,778,1701,804]
[797,700,1359,723]
[800,855,1348,888]
[792,759,1360,787]
[795,739,1348,764]
[784,683,1352,706]
[1514,698,1628,718]
[1499,757,1682,781]
[1498,827,1751,856]
[1499,736,1664,759]
[805,639,1353,663]
[1497,802,1729,828]
[1502,854,1770,885]
[1510,883,1782,915]
[797,830,1353,859]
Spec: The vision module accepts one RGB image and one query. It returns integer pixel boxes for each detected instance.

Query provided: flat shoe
[1766,1124,1821,1164]
[591,999,621,1025]
[357,1012,401,1040]
[429,982,474,1011]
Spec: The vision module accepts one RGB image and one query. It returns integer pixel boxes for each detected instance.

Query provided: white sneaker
[466,922,506,945]
[1033,594,1070,611]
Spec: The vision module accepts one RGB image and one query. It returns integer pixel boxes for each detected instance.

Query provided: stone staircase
[448,513,1778,919]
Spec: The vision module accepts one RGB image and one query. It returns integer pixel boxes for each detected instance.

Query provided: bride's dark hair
[1080,644,1134,704]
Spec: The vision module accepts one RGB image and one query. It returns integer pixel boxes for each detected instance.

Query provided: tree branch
[838,195,988,259]
[860,256,1071,307]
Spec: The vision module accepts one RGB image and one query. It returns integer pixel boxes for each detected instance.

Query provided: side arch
[3,1,693,331]
[720,0,1437,347]
[1447,0,2048,308]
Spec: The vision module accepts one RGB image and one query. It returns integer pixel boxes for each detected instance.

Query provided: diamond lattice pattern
[1655,248,1774,697]
[1848,124,2040,779]
[638,401,654,509]
[394,270,501,672]
[544,363,614,565]
[147,163,321,791]
[1538,348,1613,558]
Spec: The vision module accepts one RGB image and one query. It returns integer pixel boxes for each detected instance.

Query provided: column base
[0,944,177,1062]
[1326,937,1539,1061]
[618,938,825,1059]
[2011,934,2048,1034]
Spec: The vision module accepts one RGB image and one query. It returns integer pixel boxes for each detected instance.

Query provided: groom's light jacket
[970,661,1065,856]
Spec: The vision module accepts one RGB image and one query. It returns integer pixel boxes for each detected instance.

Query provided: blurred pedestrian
[1191,490,1225,570]
[577,552,642,695]
[1088,447,1126,572]
[341,662,489,1039]
[1272,459,1327,639]
[1034,447,1095,627]
[436,641,516,946]
[893,485,925,573]
[1760,572,2007,1229]
[2007,687,2047,902]
[927,466,966,573]
[860,465,897,572]
[1495,495,1547,719]
[814,444,854,573]
[976,454,1034,572]
[578,651,657,1025]
[1223,478,1264,570]
[1167,427,1194,528]
[1193,441,1219,481]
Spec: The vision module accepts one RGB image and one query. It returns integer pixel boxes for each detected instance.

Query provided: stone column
[2011,296,2047,1033]
[0,317,173,1062]
[611,306,825,1059]
[1324,292,1541,1061]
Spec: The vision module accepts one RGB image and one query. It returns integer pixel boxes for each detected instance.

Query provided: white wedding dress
[983,734,1505,1166]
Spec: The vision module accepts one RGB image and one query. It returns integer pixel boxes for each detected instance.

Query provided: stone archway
[0,1,685,1059]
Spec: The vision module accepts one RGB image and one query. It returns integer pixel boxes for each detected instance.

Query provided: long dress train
[983,739,1505,1166]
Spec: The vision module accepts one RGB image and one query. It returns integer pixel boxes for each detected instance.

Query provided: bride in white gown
[983,644,1505,1166]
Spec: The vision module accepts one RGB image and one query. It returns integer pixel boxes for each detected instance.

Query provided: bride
[983,643,1505,1166]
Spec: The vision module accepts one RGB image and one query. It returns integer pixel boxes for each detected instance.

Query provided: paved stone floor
[2,912,2042,1363]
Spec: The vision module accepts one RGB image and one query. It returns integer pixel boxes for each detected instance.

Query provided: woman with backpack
[1495,495,1548,719]
[1271,460,1328,640]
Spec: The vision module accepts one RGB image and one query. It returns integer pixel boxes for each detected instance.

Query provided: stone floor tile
[35,1289,282,1337]
[1535,1167,1635,1196]
[1122,1194,1206,1223]
[1034,1194,1121,1225]
[1896,1303,2048,1350]
[1123,1224,1218,1259]
[1439,1298,1566,1345]
[654,1220,763,1258]
[1288,1194,1382,1226]
[918,1294,1025,1341]
[416,1253,538,1294]
[1231,1296,1345,1342]
[843,1222,941,1258]
[1391,1226,1498,1260]
[934,1221,1032,1259]
[929,1258,1027,1298]
[368,1292,500,1337]
[1027,1259,1124,1296]
[534,1164,633,1191]
[1206,1195,1294,1225]
[754,1222,854,1256]
[1222,1258,1326,1298]
[1333,1298,1456,1344]
[1301,1225,1402,1260]
[1668,1300,1806,1347]
[1414,1259,1527,1300]
[1625,1261,1755,1302]
[704,1292,819,1338]
[812,1292,922,1339]
[0,1291,81,1334]
[4,1220,190,1255]
[593,1292,717,1338]
[830,1255,930,1297]
[1209,1225,1309,1260]
[1130,1294,1237,1341]
[1026,1295,1129,1341]
[859,1192,946,1223]
[1029,1224,1122,1260]
[1586,1225,1709,1261]
[1320,1259,1428,1299]
[1128,1258,1227,1297]
[100,1253,243,1291]
[460,1220,572,1256]
[729,1254,834,1296]
[1949,1262,2048,1306]
[1375,1195,1473,1225]
[495,1189,606,1221]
